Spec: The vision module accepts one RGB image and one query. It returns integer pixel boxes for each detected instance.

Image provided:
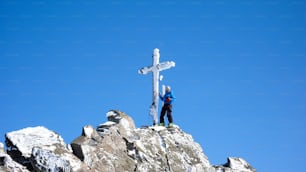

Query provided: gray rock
[213,157,256,172]
[133,125,211,172]
[71,112,136,172]
[2,110,256,172]
[0,151,29,172]
[30,147,71,172]
[5,126,85,172]
[72,110,211,172]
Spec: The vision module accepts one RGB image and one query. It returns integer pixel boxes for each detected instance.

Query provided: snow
[158,133,166,152]
[150,125,166,132]
[120,118,130,130]
[127,150,135,157]
[0,152,29,172]
[0,142,3,149]
[83,125,94,138]
[229,157,250,170]
[106,111,117,118]
[32,148,70,172]
[106,110,122,121]
[99,121,116,127]
[156,61,176,72]
[67,144,73,153]
[6,126,66,157]
[149,124,180,132]
[120,118,132,136]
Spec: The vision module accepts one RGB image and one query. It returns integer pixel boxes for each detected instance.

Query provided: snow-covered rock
[72,110,212,172]
[228,157,255,171]
[0,152,29,172]
[82,125,94,139]
[2,110,256,172]
[5,126,84,172]
[5,126,66,157]
[72,110,137,172]
[212,157,256,172]
[30,147,70,172]
[133,125,211,172]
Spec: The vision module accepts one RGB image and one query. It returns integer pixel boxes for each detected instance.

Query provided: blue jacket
[159,91,176,105]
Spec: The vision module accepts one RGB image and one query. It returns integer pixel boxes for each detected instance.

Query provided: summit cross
[138,48,175,125]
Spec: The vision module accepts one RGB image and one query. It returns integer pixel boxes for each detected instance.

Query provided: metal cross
[138,48,175,125]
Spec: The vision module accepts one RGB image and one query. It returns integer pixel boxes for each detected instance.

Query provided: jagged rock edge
[1,110,256,172]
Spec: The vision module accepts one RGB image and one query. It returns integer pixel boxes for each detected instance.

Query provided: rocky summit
[1,110,256,172]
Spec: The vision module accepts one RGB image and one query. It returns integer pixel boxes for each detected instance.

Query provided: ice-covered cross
[138,48,175,125]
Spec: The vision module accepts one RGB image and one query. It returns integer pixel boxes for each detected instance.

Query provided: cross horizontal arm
[138,66,154,75]
[138,61,175,75]
[156,61,175,71]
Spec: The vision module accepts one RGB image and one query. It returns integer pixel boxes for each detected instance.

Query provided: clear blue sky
[1,1,305,171]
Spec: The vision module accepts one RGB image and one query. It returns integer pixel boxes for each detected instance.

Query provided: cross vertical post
[138,48,175,125]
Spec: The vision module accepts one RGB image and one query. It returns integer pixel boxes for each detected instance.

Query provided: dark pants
[160,104,173,124]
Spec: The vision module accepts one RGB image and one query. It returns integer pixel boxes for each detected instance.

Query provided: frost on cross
[138,48,175,125]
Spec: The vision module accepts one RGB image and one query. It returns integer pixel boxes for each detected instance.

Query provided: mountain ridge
[0,110,256,172]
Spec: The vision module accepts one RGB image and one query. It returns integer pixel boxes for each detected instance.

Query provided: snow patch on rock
[213,157,256,172]
[31,147,70,172]
[106,111,117,118]
[5,126,84,172]
[0,152,29,172]
[6,126,66,157]
[2,110,256,172]
[83,125,94,138]
[100,121,116,127]
[228,157,255,171]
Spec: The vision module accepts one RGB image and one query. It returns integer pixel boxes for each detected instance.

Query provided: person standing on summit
[159,86,176,127]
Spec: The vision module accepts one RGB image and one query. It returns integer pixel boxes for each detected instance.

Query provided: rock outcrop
[1,110,256,172]
[213,157,256,172]
[71,110,211,172]
[5,126,85,171]
[0,142,29,172]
